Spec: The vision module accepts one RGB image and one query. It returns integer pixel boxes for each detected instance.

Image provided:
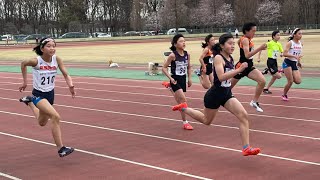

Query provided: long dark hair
[33,38,56,55]
[212,34,234,55]
[288,28,301,41]
[202,34,214,48]
[169,34,184,51]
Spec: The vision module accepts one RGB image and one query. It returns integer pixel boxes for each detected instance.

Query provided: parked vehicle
[59,32,91,38]
[166,28,189,35]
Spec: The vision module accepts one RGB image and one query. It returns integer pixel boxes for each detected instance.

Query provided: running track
[0,61,319,76]
[0,72,319,180]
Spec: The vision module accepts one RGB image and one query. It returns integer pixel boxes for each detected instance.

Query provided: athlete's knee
[202,84,211,89]
[275,73,282,79]
[294,79,301,84]
[50,113,61,124]
[257,78,266,87]
[287,78,294,85]
[38,120,48,126]
[203,117,212,125]
[237,111,248,122]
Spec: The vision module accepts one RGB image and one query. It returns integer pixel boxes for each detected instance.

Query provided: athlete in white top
[282,28,303,101]
[19,38,75,157]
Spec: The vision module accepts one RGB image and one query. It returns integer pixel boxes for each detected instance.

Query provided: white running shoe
[250,100,263,112]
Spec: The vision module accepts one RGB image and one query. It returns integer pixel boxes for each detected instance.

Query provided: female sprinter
[171,34,261,156]
[194,34,215,89]
[19,38,75,157]
[162,34,193,130]
[282,28,303,101]
[231,22,267,113]
[258,30,283,94]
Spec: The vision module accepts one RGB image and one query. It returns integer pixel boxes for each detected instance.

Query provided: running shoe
[278,68,284,73]
[172,102,188,111]
[281,95,289,101]
[242,146,261,156]
[194,69,201,77]
[161,81,171,88]
[250,100,263,112]
[261,68,268,75]
[183,123,193,130]
[19,96,33,106]
[263,89,272,94]
[58,146,74,157]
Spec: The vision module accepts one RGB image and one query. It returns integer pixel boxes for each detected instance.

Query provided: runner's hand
[69,86,76,98]
[19,82,27,92]
[188,80,192,87]
[239,62,248,71]
[170,78,177,85]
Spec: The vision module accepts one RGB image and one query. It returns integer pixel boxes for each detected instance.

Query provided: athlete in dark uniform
[171,34,261,156]
[162,34,193,130]
[231,22,267,113]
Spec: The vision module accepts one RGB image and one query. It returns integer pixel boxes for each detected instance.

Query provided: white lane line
[0,131,212,180]
[1,110,319,166]
[0,172,21,180]
[0,93,320,141]
[0,83,320,110]
[0,76,320,100]
[0,95,320,140]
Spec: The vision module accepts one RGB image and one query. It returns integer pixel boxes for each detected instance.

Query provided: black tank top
[171,51,188,76]
[239,36,254,63]
[213,54,234,88]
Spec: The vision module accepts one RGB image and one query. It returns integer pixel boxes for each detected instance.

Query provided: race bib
[272,50,279,59]
[209,55,214,64]
[39,72,56,86]
[175,61,187,75]
[221,68,233,87]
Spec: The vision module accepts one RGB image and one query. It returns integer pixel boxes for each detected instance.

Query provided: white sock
[183,120,189,124]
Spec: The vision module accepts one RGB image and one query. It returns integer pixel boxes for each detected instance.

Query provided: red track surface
[0,72,319,180]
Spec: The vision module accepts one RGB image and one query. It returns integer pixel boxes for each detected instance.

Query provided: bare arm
[162,53,175,83]
[214,55,247,82]
[187,53,192,87]
[199,48,209,67]
[57,56,75,97]
[242,38,266,59]
[283,41,300,61]
[19,58,38,92]
[257,50,262,62]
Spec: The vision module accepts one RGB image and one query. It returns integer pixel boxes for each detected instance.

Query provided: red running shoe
[242,146,261,156]
[162,81,171,88]
[172,102,188,111]
[183,123,193,130]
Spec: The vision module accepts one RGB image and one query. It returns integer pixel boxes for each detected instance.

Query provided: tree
[255,0,281,25]
[216,3,235,27]
[159,0,188,30]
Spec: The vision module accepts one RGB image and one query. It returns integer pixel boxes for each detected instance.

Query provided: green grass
[1,65,319,90]
[1,34,320,67]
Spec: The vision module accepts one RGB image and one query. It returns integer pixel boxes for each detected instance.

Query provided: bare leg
[183,107,218,125]
[223,98,249,146]
[283,67,293,95]
[28,102,50,126]
[34,99,63,149]
[266,72,281,90]
[248,69,266,102]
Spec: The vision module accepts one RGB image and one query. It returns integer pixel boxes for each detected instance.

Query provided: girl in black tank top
[195,34,216,89]
[161,34,194,130]
[171,34,261,156]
